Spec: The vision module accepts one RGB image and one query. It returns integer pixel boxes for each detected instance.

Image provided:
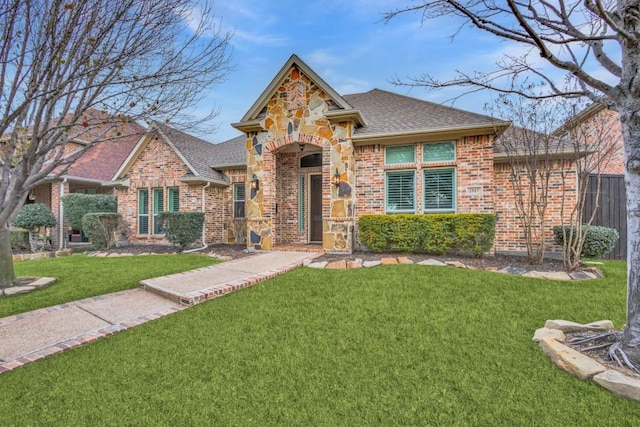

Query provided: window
[233,183,245,218]
[168,188,179,212]
[386,171,415,213]
[385,145,415,165]
[300,153,322,168]
[138,189,149,234]
[153,188,164,234]
[298,175,306,232]
[423,142,455,163]
[424,168,456,213]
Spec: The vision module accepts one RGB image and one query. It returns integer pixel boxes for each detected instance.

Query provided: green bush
[358,213,496,257]
[159,212,205,252]
[62,194,116,231]
[10,229,30,250]
[553,225,619,258]
[12,203,57,230]
[82,212,121,251]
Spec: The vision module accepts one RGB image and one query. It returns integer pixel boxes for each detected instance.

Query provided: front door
[310,174,323,242]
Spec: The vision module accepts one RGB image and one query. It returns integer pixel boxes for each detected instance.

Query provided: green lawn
[1,259,639,425]
[1,254,218,318]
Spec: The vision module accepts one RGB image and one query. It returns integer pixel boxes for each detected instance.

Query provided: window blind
[386,170,415,213]
[424,168,455,212]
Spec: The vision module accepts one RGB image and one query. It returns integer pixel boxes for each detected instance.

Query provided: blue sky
[198,1,542,143]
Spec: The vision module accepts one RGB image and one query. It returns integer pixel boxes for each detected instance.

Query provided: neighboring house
[554,103,627,259]
[110,122,246,246]
[21,109,145,248]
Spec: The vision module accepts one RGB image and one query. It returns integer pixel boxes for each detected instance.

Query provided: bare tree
[0,0,232,288]
[491,96,573,264]
[383,1,640,366]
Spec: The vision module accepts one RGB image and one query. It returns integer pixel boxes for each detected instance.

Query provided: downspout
[184,181,210,253]
[58,177,68,250]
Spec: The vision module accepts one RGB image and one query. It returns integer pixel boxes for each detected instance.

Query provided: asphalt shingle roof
[153,122,229,183]
[343,89,499,136]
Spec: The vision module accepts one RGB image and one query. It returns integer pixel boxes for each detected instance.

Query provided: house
[22,109,145,248]
[110,54,624,256]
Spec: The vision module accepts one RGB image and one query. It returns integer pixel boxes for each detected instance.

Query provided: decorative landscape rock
[532,327,566,343]
[325,260,347,269]
[307,261,328,269]
[538,337,607,380]
[537,271,573,281]
[498,266,527,275]
[593,370,640,402]
[536,318,640,403]
[397,256,413,264]
[363,260,381,268]
[544,319,613,332]
[445,261,467,268]
[418,259,446,266]
[347,259,363,269]
[380,257,398,265]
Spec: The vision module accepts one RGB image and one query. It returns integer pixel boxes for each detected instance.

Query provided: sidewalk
[0,251,318,375]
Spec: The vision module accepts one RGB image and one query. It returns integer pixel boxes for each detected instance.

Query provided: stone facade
[243,66,355,252]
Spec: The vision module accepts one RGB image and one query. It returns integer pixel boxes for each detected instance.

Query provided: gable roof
[113,122,234,185]
[232,54,365,132]
[62,115,145,182]
[209,134,246,168]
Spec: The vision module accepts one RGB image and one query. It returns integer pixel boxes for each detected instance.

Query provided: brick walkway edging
[0,257,309,375]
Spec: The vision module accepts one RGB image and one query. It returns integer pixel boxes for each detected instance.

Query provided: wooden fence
[583,174,626,260]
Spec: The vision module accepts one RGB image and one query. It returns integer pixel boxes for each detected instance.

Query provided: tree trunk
[619,101,640,362]
[0,225,17,288]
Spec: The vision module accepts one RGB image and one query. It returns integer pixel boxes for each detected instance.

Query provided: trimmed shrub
[553,225,619,258]
[82,212,121,251]
[10,229,30,250]
[358,213,496,257]
[62,194,116,231]
[159,212,205,252]
[12,203,57,230]
[12,203,57,252]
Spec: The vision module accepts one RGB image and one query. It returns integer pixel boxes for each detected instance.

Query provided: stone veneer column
[246,132,273,250]
[324,124,355,253]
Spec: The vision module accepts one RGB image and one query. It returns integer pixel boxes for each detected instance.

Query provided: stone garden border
[534,320,640,402]
[305,256,604,281]
[12,249,73,262]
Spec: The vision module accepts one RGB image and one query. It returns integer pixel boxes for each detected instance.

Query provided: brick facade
[113,131,248,247]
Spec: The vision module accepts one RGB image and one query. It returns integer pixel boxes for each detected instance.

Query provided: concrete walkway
[0,251,317,375]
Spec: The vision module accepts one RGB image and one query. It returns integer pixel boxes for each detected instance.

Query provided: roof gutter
[351,122,511,145]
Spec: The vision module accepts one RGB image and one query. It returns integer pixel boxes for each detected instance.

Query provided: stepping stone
[418,259,446,266]
[30,277,57,289]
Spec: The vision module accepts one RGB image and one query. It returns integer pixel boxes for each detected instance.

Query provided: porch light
[250,174,260,191]
[299,143,305,152]
[331,168,341,188]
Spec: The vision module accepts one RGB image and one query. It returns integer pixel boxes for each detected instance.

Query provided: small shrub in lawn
[82,212,121,251]
[159,211,205,252]
[553,225,619,258]
[62,193,117,231]
[358,213,496,256]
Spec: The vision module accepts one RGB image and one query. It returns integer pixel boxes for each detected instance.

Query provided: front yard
[1,257,639,425]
